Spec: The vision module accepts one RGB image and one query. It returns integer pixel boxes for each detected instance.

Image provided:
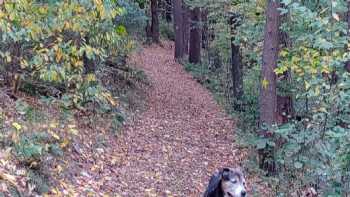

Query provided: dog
[204,168,247,197]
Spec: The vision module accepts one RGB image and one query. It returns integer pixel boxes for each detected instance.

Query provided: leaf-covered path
[74,42,247,196]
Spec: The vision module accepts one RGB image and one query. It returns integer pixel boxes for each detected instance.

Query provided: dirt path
[73,42,246,196]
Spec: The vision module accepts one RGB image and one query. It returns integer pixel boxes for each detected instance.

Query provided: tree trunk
[151,0,160,43]
[258,0,280,174]
[189,7,201,64]
[346,1,350,72]
[145,20,152,42]
[166,0,172,22]
[173,0,184,59]
[229,13,243,110]
[201,9,209,49]
[182,5,190,54]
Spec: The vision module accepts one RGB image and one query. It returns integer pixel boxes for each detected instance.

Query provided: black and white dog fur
[204,168,247,197]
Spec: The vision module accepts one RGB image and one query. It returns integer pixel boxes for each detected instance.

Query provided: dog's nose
[241,190,247,196]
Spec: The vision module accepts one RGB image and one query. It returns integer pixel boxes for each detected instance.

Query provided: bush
[0,0,130,107]
[115,0,147,35]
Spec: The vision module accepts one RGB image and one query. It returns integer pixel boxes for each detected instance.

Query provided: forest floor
[67,42,264,196]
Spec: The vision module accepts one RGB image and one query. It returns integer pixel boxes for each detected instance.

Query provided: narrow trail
[74,42,247,196]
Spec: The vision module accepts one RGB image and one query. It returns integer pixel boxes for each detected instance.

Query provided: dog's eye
[231,179,237,184]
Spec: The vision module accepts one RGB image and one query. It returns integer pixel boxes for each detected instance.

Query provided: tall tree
[229,12,243,110]
[151,0,160,43]
[258,0,281,174]
[165,0,172,22]
[173,0,184,59]
[189,7,201,64]
[182,5,190,54]
[201,9,208,49]
[346,0,350,72]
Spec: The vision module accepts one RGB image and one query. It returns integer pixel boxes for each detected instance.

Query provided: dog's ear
[203,170,223,197]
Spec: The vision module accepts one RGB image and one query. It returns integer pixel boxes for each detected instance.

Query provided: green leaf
[256,138,268,150]
[294,161,303,169]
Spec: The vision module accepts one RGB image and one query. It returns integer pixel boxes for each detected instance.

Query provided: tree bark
[165,0,172,22]
[182,5,190,54]
[259,0,281,174]
[151,0,160,43]
[189,7,201,64]
[173,0,184,59]
[201,9,209,49]
[346,0,350,72]
[229,13,243,110]
[145,20,152,42]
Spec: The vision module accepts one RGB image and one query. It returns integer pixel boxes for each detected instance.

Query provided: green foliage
[269,1,350,195]
[110,112,125,135]
[115,0,147,34]
[0,0,132,108]
[236,0,350,195]
[160,19,175,40]
[194,0,350,195]
[15,100,45,122]
[14,131,59,163]
[27,170,50,194]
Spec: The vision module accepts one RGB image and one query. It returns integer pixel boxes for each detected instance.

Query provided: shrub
[0,0,129,107]
[115,0,147,35]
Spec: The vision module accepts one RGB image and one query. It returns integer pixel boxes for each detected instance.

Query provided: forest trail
[74,42,247,196]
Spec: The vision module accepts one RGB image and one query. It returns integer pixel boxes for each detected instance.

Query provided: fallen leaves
[0,170,17,186]
[0,42,265,196]
[73,42,247,196]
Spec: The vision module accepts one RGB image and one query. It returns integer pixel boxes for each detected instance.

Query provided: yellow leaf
[74,60,83,67]
[56,49,63,62]
[60,138,70,149]
[49,122,59,128]
[0,170,17,186]
[305,81,311,90]
[55,165,63,174]
[319,107,327,113]
[64,21,71,29]
[50,188,60,195]
[49,130,60,140]
[38,7,48,15]
[280,50,289,57]
[94,0,102,5]
[68,124,76,129]
[86,74,96,82]
[12,122,22,131]
[315,87,320,96]
[321,65,330,74]
[262,78,269,90]
[0,12,6,19]
[20,59,29,69]
[69,128,79,135]
[5,54,11,63]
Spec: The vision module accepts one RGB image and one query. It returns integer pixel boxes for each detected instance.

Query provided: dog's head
[221,168,246,197]
[204,168,247,197]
